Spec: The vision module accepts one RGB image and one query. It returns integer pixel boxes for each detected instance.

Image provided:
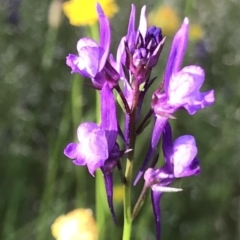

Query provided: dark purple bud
[101,171,117,224]
[151,191,162,240]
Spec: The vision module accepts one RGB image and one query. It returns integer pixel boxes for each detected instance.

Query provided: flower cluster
[64,3,214,239]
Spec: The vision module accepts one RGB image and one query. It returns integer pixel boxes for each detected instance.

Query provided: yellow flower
[189,24,204,42]
[62,0,119,26]
[51,209,98,240]
[148,6,180,37]
[113,184,123,203]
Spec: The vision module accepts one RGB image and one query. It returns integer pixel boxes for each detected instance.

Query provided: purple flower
[64,82,119,221]
[66,4,117,89]
[144,123,200,240]
[134,17,214,184]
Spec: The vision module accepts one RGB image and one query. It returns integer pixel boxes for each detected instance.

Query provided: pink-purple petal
[172,135,198,177]
[77,38,99,51]
[87,158,105,176]
[77,122,99,142]
[96,3,111,72]
[126,4,136,51]
[64,143,79,159]
[100,83,118,152]
[168,66,215,115]
[72,156,87,166]
[87,129,109,160]
[164,18,189,92]
[77,46,102,77]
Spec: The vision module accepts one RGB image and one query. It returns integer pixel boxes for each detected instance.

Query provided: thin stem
[132,184,149,220]
[135,109,153,135]
[95,91,108,239]
[115,85,131,114]
[122,109,137,240]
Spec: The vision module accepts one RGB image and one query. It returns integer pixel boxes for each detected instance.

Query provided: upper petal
[77,122,99,142]
[168,65,215,114]
[66,38,103,78]
[77,37,99,51]
[126,4,136,51]
[164,18,189,92]
[96,3,111,72]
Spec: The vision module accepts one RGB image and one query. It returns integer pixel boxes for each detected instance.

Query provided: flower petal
[126,4,136,51]
[77,46,102,77]
[102,171,117,224]
[77,122,99,142]
[87,158,105,176]
[100,83,118,152]
[64,143,79,159]
[164,18,189,92]
[77,37,99,51]
[168,66,215,114]
[96,3,111,72]
[76,122,109,174]
[138,6,147,38]
[151,190,162,240]
[172,135,199,177]
[162,122,173,168]
[66,54,88,76]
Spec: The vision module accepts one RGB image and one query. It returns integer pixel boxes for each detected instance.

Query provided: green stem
[71,74,86,207]
[95,90,108,239]
[122,110,137,240]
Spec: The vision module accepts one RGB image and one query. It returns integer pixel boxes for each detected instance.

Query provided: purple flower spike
[144,123,200,240]
[66,4,110,84]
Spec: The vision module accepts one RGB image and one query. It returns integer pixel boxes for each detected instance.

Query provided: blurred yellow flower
[51,209,98,240]
[148,6,180,37]
[62,0,119,26]
[189,24,204,42]
[113,184,123,202]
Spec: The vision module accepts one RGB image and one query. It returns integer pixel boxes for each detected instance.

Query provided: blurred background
[0,0,240,239]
